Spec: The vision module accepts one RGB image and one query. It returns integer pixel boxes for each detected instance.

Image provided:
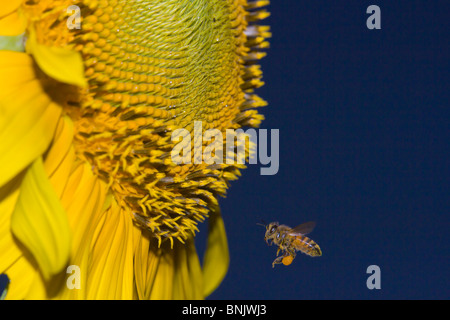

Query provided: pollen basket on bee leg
[281,255,294,266]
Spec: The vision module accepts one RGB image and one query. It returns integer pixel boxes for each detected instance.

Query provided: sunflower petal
[202,207,229,297]
[185,240,204,299]
[25,28,87,88]
[52,162,109,299]
[0,171,24,274]
[2,255,44,300]
[0,51,61,188]
[0,0,22,19]
[134,233,152,299]
[0,168,46,300]
[44,116,74,180]
[148,243,175,300]
[86,200,134,299]
[0,9,26,36]
[10,157,71,281]
[173,239,203,299]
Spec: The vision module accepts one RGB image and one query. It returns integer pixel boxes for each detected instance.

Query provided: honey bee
[260,221,322,268]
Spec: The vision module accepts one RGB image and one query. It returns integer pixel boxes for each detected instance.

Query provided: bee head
[264,222,279,245]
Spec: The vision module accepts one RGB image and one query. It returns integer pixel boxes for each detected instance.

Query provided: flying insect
[259,221,322,267]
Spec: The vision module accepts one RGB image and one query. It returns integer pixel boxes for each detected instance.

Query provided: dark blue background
[196,0,449,300]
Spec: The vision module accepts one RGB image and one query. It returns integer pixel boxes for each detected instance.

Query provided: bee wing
[288,221,316,235]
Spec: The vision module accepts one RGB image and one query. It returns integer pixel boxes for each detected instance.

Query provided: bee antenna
[256,219,267,227]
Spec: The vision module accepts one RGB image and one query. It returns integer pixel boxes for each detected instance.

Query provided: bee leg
[272,255,284,268]
[276,246,282,256]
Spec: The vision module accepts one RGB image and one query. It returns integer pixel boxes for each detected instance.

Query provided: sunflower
[0,0,269,299]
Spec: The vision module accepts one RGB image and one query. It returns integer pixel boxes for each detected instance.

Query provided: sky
[195,0,449,300]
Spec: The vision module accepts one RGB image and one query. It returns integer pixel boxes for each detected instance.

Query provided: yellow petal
[148,243,175,300]
[133,232,152,299]
[0,51,61,188]
[86,200,135,299]
[0,0,22,19]
[25,28,87,88]
[0,9,26,36]
[202,206,229,297]
[51,162,109,299]
[10,157,71,280]
[173,239,203,299]
[2,255,44,300]
[44,116,74,178]
[0,166,46,300]
[0,172,24,274]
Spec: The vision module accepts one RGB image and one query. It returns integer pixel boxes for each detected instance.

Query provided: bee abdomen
[295,236,322,257]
